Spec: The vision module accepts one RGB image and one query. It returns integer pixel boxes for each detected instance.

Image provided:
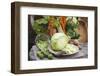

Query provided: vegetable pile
[32,16,80,59]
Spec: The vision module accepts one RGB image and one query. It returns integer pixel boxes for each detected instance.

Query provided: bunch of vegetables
[33,16,80,39]
[32,16,49,34]
[32,16,80,59]
[36,40,53,59]
[66,17,80,39]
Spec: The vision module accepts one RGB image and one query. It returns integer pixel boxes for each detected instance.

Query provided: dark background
[28,15,36,60]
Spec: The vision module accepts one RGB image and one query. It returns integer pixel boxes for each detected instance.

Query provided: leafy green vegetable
[36,39,54,59]
[41,50,49,56]
[35,18,48,24]
[47,54,53,59]
[37,49,53,60]
[66,17,80,39]
[36,40,48,51]
[32,16,49,34]
[37,51,45,59]
[36,48,54,60]
[67,29,80,39]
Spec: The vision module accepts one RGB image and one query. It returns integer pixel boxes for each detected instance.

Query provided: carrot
[48,16,57,36]
[60,16,67,34]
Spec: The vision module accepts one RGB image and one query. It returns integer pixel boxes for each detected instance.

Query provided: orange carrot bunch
[48,16,57,36]
[48,16,67,36]
[59,16,67,34]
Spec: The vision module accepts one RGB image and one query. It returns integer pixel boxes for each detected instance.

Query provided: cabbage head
[51,33,69,51]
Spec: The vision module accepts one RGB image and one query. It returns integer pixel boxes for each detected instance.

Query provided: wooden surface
[29,43,88,60]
